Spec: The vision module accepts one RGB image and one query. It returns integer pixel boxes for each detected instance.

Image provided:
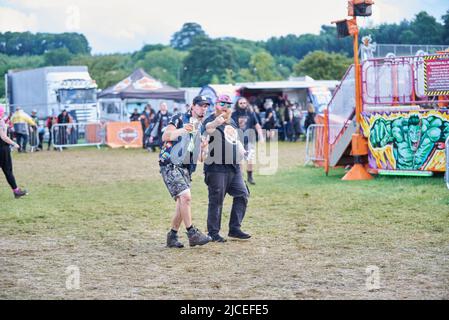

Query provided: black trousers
[0,145,18,190]
[38,132,44,149]
[205,170,249,236]
[48,130,53,149]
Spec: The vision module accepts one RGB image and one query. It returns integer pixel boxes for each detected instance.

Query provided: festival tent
[98,68,185,121]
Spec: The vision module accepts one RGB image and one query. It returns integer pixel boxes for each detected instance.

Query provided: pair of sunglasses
[219,102,232,108]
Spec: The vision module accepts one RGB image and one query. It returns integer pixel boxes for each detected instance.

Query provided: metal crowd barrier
[52,122,105,151]
[305,124,339,165]
[28,128,40,152]
[305,124,323,164]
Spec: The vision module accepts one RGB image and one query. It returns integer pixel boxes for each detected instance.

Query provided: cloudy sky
[0,0,447,53]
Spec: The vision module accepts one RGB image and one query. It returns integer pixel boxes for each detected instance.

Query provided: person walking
[284,102,294,142]
[203,95,251,243]
[46,113,58,150]
[0,105,28,198]
[140,104,154,149]
[262,99,277,140]
[292,103,303,142]
[149,102,172,151]
[10,107,36,153]
[304,103,316,135]
[160,96,211,248]
[56,109,72,146]
[30,109,45,151]
[231,97,264,185]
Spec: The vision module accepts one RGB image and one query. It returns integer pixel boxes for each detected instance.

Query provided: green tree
[293,51,352,80]
[219,37,265,68]
[399,30,418,44]
[170,22,208,51]
[137,48,187,87]
[148,66,178,87]
[249,51,283,81]
[43,47,73,66]
[407,11,444,44]
[182,38,238,86]
[131,44,167,62]
[0,32,90,56]
[275,55,298,78]
[235,68,256,82]
[70,54,133,89]
[210,74,220,84]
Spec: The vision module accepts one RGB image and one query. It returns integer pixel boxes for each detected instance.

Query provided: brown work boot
[186,226,211,247]
[166,230,184,248]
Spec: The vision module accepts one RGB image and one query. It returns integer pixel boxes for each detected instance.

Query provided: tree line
[0,9,448,98]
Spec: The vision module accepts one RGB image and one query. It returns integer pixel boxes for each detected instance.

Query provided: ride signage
[424,54,449,96]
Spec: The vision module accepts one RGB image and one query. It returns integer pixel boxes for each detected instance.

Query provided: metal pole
[324,110,329,176]
[353,22,362,132]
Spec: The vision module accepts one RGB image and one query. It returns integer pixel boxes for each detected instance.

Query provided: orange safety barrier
[85,123,102,144]
[313,115,326,167]
[105,122,143,148]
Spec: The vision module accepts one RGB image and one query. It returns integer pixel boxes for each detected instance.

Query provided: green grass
[0,142,448,299]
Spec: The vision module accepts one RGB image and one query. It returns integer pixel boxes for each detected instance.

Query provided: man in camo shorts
[159,95,211,248]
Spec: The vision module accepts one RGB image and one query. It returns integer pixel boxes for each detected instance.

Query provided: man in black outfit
[57,109,72,146]
[202,95,251,243]
[149,102,172,150]
[231,97,264,185]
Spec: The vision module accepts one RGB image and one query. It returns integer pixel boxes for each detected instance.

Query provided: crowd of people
[1,97,317,212]
[259,99,316,142]
[134,98,317,153]
[0,107,76,153]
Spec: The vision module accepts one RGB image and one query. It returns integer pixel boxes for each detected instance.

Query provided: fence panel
[52,122,105,150]
[28,128,40,152]
[362,55,449,107]
[375,44,449,58]
[362,57,414,106]
[305,124,339,165]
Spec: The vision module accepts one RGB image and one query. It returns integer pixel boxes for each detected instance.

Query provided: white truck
[6,66,98,122]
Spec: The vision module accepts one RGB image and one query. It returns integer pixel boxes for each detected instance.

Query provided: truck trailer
[6,66,98,122]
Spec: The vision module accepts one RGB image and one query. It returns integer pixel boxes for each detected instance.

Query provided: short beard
[215,108,231,124]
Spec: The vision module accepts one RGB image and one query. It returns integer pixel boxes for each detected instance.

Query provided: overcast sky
[0,0,447,54]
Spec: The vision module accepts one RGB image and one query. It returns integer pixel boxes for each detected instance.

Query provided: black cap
[193,95,210,106]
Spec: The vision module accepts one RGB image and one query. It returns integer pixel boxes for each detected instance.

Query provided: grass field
[0,142,448,299]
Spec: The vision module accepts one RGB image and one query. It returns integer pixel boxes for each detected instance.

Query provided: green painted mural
[362,111,449,171]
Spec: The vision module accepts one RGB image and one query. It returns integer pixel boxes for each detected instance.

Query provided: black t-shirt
[157,112,171,135]
[58,114,70,124]
[265,108,276,125]
[231,108,259,132]
[159,112,202,173]
[202,114,241,173]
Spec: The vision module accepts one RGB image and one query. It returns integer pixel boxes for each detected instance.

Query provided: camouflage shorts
[160,164,191,200]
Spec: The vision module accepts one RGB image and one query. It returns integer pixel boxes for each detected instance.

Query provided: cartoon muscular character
[370,114,449,170]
